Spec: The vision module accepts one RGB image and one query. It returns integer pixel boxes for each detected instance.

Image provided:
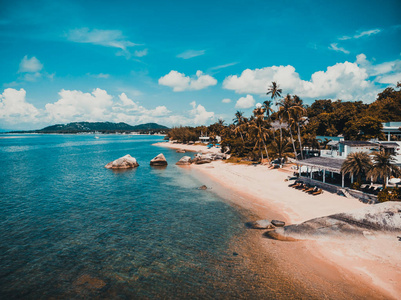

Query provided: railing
[320,150,345,158]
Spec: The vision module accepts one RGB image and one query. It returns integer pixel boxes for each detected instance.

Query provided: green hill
[9,122,169,134]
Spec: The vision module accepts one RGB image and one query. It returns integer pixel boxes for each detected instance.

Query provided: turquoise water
[0,134,272,298]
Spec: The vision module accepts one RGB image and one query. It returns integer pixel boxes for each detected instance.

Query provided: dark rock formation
[105,154,139,169]
[150,153,168,166]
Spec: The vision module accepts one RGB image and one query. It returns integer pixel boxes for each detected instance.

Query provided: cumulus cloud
[177,50,205,59]
[18,56,43,73]
[0,88,41,125]
[189,101,214,124]
[67,28,137,51]
[235,95,255,109]
[158,70,217,91]
[222,98,231,103]
[223,56,398,102]
[329,43,350,54]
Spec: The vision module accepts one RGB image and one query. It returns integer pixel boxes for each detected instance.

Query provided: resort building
[382,122,401,141]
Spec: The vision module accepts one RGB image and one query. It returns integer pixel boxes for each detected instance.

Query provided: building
[382,122,401,141]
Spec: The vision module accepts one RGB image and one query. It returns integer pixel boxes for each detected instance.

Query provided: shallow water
[0,134,280,299]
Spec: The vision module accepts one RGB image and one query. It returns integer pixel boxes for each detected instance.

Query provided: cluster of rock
[105,151,228,169]
[105,153,168,169]
[246,219,286,230]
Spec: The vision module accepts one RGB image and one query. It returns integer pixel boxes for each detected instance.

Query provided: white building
[382,122,401,141]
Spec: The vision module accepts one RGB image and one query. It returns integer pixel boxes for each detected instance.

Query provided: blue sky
[0,0,400,130]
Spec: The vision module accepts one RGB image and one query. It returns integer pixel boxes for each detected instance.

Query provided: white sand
[155,142,401,299]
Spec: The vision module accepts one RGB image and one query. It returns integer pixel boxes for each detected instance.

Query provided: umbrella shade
[389,178,401,184]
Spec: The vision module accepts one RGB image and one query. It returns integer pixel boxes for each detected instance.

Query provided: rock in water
[150,153,168,166]
[199,185,207,190]
[246,219,275,229]
[105,154,139,169]
[176,149,186,153]
[271,220,286,227]
[176,156,192,165]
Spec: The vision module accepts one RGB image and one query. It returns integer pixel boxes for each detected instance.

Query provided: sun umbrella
[388,178,401,184]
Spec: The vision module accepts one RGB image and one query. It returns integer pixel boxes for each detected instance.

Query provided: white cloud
[158,70,217,91]
[339,28,381,40]
[87,73,110,79]
[189,101,214,124]
[329,43,350,54]
[210,62,238,71]
[18,56,43,73]
[0,88,41,125]
[177,50,205,59]
[235,95,255,109]
[222,98,231,103]
[224,58,383,101]
[134,49,148,57]
[45,88,114,123]
[67,28,137,51]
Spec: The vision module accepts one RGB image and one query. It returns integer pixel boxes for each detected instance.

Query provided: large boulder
[265,202,401,241]
[193,154,212,164]
[150,153,168,166]
[176,156,192,165]
[105,154,139,169]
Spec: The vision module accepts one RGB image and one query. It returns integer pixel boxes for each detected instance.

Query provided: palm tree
[277,94,303,159]
[266,81,282,101]
[292,95,307,160]
[249,107,270,161]
[233,111,248,143]
[262,100,274,120]
[368,152,401,188]
[268,135,294,165]
[341,152,372,184]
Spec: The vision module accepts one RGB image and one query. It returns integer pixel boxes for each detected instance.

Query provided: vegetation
[341,152,372,185]
[167,82,401,165]
[368,152,401,188]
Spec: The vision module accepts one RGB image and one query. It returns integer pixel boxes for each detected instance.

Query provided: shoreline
[155,141,401,299]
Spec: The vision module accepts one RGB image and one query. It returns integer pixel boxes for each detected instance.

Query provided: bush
[351,181,361,190]
[378,188,400,202]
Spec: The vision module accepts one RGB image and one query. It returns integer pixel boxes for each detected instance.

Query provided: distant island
[8,122,169,134]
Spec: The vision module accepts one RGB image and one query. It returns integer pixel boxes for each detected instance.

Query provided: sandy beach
[155,141,401,299]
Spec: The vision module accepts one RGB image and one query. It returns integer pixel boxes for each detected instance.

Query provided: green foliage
[378,188,400,202]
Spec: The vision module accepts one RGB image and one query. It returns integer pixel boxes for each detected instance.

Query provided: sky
[0,0,400,130]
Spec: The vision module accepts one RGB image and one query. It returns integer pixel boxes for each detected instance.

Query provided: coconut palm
[292,95,307,160]
[249,107,270,161]
[268,134,294,164]
[262,100,274,120]
[277,94,303,159]
[233,111,247,143]
[341,152,372,184]
[266,81,282,101]
[368,152,401,188]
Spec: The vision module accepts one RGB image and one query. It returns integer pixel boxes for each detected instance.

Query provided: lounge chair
[312,188,323,195]
[304,186,316,193]
[288,181,300,187]
[308,186,319,194]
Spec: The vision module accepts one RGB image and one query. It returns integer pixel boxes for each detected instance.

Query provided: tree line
[167,82,401,162]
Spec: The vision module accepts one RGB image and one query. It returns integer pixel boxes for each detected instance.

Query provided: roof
[379,142,400,148]
[327,140,339,146]
[297,157,345,173]
[341,141,378,147]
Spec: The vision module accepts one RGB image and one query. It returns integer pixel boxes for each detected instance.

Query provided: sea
[0,134,320,299]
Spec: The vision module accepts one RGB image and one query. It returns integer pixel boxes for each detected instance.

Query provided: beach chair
[304,186,315,193]
[308,186,319,194]
[312,188,323,195]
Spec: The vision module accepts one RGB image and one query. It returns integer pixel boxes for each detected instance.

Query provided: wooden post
[342,173,345,188]
[323,169,326,183]
[351,174,354,184]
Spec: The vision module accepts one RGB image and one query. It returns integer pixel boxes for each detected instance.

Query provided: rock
[176,156,192,165]
[199,185,207,190]
[246,219,275,229]
[265,202,401,241]
[150,153,168,166]
[176,149,186,153]
[193,154,212,164]
[271,220,286,227]
[105,154,139,169]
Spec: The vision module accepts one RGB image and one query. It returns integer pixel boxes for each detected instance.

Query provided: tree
[341,152,372,184]
[262,100,274,120]
[249,107,270,161]
[266,81,282,102]
[233,111,247,143]
[368,152,401,188]
[268,134,294,164]
[292,95,306,159]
